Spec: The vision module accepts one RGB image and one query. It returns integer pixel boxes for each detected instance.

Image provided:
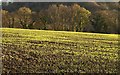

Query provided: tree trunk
[28,21,35,29]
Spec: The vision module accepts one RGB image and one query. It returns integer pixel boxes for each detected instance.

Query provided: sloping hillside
[2,2,119,12]
[1,28,119,73]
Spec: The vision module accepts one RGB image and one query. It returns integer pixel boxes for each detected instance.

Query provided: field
[1,28,119,73]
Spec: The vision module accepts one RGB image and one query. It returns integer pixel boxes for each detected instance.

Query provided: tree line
[1,3,119,34]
